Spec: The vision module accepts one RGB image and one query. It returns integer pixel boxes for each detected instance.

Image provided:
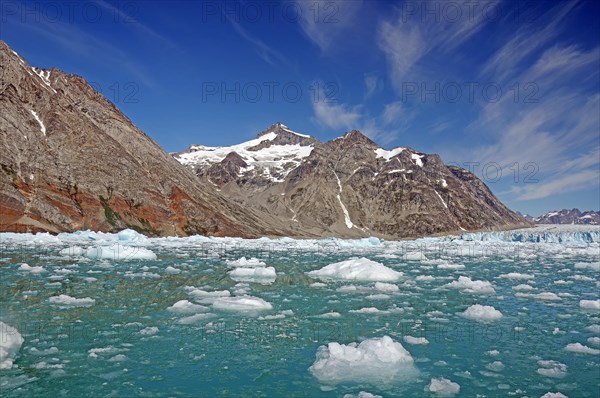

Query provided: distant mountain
[528,209,600,225]
[175,123,530,238]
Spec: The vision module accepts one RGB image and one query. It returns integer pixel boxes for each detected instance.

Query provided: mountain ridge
[1,40,530,238]
[175,123,530,238]
[518,209,600,225]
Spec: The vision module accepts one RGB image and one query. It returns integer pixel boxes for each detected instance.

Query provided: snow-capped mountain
[177,123,316,185]
[175,123,529,238]
[532,209,600,225]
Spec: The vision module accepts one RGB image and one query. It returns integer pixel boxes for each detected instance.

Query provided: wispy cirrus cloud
[311,84,409,145]
[225,15,288,66]
[294,0,363,52]
[466,7,600,201]
[377,0,501,88]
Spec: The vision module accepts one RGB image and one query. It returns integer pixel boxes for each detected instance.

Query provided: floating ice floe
[437,262,465,270]
[444,276,495,294]
[515,292,561,301]
[308,335,416,384]
[228,266,277,284]
[85,246,157,261]
[29,347,58,356]
[307,258,403,282]
[168,300,208,314]
[0,322,24,369]
[587,337,600,346]
[586,324,600,333]
[512,284,535,291]
[426,377,460,396]
[165,266,181,274]
[48,294,95,308]
[226,257,266,267]
[317,312,342,318]
[499,272,534,280]
[177,313,215,324]
[186,288,230,304]
[574,261,600,271]
[139,327,159,336]
[403,336,429,345]
[88,346,122,358]
[540,393,568,398]
[18,263,45,273]
[579,299,600,310]
[212,295,273,312]
[537,360,567,378]
[374,282,399,292]
[342,392,382,398]
[461,304,503,322]
[564,342,600,355]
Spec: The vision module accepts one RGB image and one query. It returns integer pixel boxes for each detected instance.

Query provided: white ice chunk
[48,294,95,308]
[167,300,208,314]
[0,322,24,369]
[308,258,403,282]
[212,295,273,312]
[564,342,600,355]
[574,261,600,271]
[85,246,157,261]
[444,276,495,294]
[403,336,429,345]
[461,304,502,322]
[537,360,567,378]
[226,257,266,267]
[139,326,159,336]
[499,272,534,280]
[342,392,383,398]
[228,266,277,283]
[426,377,460,396]
[18,263,46,273]
[309,335,416,384]
[579,300,600,310]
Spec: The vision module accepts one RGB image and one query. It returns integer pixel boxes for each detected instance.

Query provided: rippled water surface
[0,227,598,397]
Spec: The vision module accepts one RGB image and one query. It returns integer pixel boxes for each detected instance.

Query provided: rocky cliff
[0,41,285,237]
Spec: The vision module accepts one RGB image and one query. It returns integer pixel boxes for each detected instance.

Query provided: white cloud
[295,0,363,52]
[364,74,380,99]
[312,98,362,130]
[514,169,599,200]
[311,86,410,145]
[382,101,403,125]
[226,16,287,66]
[377,0,499,88]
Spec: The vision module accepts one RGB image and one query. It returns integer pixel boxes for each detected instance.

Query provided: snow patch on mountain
[374,147,405,161]
[176,129,313,181]
[29,110,46,135]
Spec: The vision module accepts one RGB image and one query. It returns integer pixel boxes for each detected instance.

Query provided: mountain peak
[334,130,379,148]
[256,122,311,139]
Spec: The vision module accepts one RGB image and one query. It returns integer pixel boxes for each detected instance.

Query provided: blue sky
[2,0,599,215]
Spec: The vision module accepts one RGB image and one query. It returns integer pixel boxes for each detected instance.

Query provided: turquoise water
[0,230,599,397]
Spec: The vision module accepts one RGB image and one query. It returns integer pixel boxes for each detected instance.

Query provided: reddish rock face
[0,40,284,237]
